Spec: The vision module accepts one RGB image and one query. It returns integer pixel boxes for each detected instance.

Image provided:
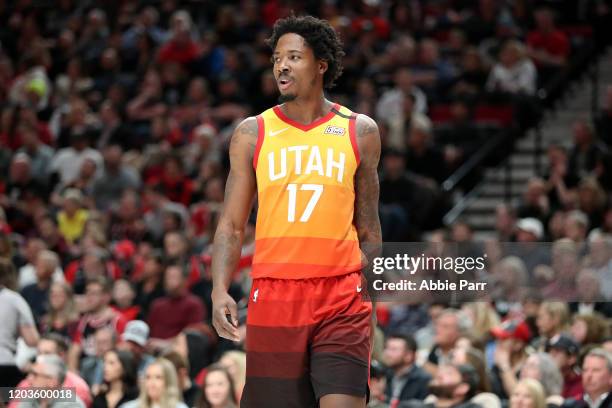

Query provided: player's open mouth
[278,78,293,91]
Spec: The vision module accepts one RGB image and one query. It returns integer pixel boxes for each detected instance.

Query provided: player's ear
[319,60,328,75]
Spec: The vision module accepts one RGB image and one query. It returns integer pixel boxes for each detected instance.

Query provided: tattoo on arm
[354,115,382,257]
[212,118,258,290]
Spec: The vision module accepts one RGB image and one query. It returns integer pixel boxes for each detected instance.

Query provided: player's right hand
[212,288,241,341]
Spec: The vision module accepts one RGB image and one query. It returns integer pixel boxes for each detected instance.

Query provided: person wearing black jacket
[561,348,612,408]
[384,333,432,405]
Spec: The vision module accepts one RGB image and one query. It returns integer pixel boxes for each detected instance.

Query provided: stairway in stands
[454,47,612,239]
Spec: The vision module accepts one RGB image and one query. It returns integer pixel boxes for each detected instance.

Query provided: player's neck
[280,94,333,125]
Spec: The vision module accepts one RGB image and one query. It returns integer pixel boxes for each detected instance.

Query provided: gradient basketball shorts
[240,271,373,408]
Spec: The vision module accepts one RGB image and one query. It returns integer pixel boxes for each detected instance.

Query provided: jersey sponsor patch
[323,125,346,136]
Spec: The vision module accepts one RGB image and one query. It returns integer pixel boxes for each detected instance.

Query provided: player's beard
[278,93,297,103]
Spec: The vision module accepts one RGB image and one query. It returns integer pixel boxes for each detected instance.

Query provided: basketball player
[211,15,382,408]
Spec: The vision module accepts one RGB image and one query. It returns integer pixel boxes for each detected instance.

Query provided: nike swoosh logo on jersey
[269,127,290,136]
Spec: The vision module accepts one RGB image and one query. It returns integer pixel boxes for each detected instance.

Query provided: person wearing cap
[512,217,552,274]
[548,335,584,400]
[517,218,544,242]
[117,320,154,377]
[490,320,532,400]
[424,363,483,408]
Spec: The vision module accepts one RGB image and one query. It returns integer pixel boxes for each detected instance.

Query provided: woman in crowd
[510,379,546,408]
[534,302,570,351]
[93,350,139,408]
[218,351,246,402]
[39,281,79,339]
[195,365,238,408]
[520,353,564,407]
[570,313,609,347]
[120,357,188,408]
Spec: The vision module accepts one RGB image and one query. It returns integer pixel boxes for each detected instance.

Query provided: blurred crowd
[0,0,612,407]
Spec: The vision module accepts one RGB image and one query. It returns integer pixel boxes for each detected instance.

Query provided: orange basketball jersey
[251,103,362,279]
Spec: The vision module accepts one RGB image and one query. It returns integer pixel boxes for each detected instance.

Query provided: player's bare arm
[211,117,257,341]
[354,114,382,264]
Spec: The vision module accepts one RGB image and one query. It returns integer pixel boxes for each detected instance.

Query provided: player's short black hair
[266,15,345,89]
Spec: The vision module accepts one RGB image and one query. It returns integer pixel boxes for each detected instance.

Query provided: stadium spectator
[0,258,39,387]
[111,279,139,322]
[92,144,141,211]
[56,188,89,245]
[2,153,48,235]
[10,333,92,408]
[68,277,127,372]
[527,8,570,70]
[147,264,205,345]
[16,121,54,183]
[570,313,609,347]
[568,120,608,180]
[21,249,60,321]
[486,40,536,96]
[516,179,550,223]
[547,335,583,400]
[17,239,63,289]
[425,363,482,408]
[510,379,547,408]
[132,251,165,318]
[40,281,79,340]
[157,11,200,67]
[18,354,86,407]
[405,116,447,184]
[561,348,612,408]
[80,327,117,389]
[564,211,590,244]
[92,350,138,408]
[541,240,580,299]
[570,268,612,318]
[50,130,103,186]
[520,352,565,406]
[490,320,532,399]
[217,351,246,403]
[119,357,188,408]
[495,204,517,241]
[451,47,488,98]
[194,364,238,408]
[452,350,499,408]
[584,229,612,278]
[163,351,201,407]
[376,67,427,124]
[534,302,570,351]
[117,320,154,378]
[425,309,468,375]
[384,333,431,404]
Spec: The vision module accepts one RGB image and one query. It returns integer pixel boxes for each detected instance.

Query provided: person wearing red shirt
[527,8,570,68]
[147,264,206,350]
[157,11,200,67]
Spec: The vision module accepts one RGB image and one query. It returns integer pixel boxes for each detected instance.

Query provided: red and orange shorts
[240,271,373,408]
